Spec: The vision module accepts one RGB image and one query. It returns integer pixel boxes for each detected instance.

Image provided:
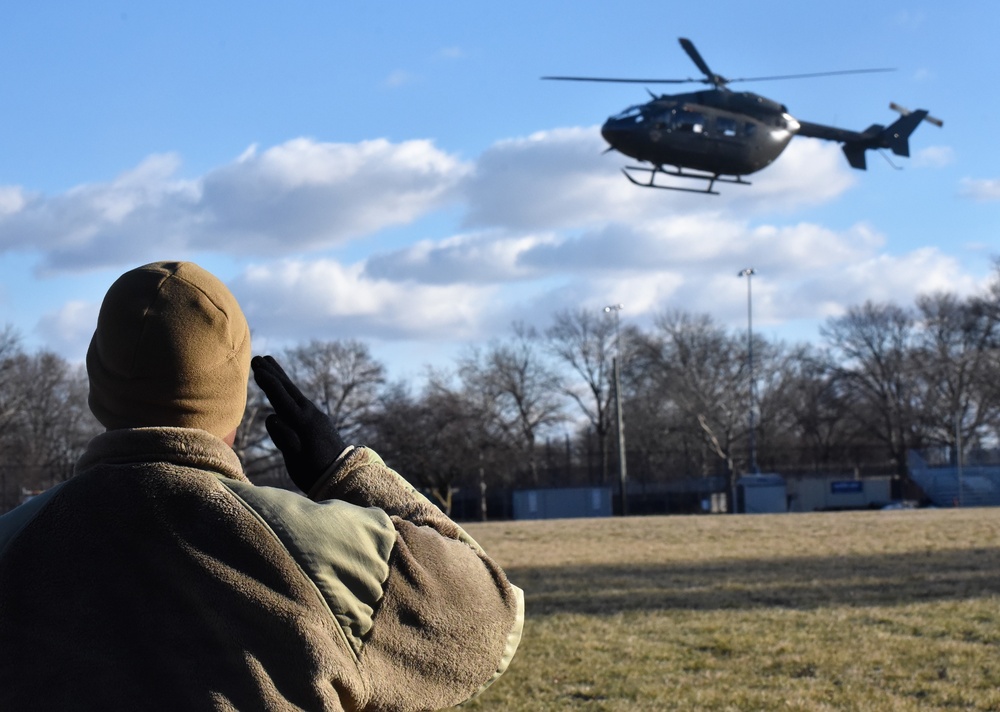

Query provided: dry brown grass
[459,509,1000,711]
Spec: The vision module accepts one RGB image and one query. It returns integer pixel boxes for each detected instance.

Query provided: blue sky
[0,2,996,382]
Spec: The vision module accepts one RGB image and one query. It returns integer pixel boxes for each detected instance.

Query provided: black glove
[251,355,348,492]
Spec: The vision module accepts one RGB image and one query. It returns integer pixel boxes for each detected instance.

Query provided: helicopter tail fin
[840,109,931,170]
[842,145,868,170]
[882,109,928,158]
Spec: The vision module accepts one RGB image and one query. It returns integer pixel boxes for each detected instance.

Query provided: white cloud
[0,138,469,272]
[384,69,418,87]
[960,178,1000,202]
[232,258,499,342]
[0,154,199,270]
[461,128,856,233]
[913,145,954,168]
[197,138,468,252]
[3,127,989,371]
[717,139,856,212]
[365,230,560,284]
[461,126,641,230]
[779,248,978,321]
[36,300,100,360]
[0,186,27,215]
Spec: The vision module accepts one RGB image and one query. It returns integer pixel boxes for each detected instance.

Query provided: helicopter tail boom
[797,107,934,170]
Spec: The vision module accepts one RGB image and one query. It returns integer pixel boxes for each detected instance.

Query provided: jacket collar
[75,427,248,482]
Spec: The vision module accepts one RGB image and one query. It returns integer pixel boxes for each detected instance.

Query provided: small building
[512,486,612,520]
[735,473,787,514]
[785,475,892,512]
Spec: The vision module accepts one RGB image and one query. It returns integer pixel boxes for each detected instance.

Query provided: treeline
[3,270,1000,516]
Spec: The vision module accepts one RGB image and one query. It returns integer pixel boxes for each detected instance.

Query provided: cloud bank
[3,128,984,368]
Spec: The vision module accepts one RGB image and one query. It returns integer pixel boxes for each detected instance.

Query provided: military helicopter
[544,38,942,194]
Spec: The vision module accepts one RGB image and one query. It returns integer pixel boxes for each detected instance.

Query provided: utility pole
[738,268,759,475]
[604,304,628,516]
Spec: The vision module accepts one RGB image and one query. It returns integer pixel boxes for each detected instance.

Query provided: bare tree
[458,323,565,485]
[237,340,387,488]
[910,292,1000,458]
[762,343,879,471]
[0,326,24,438]
[820,301,918,478]
[546,309,616,483]
[645,311,748,487]
[235,379,286,486]
[617,332,686,485]
[365,378,497,516]
[1,351,100,500]
[281,339,387,442]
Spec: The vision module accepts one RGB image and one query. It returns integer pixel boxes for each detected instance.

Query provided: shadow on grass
[509,548,1000,615]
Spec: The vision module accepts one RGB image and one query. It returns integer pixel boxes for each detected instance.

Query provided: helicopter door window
[743,122,757,137]
[672,109,705,134]
[716,116,738,137]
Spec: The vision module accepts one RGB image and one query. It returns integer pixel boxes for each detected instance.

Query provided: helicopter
[543,38,942,194]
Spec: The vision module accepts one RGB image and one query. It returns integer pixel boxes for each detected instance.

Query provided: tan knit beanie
[87,261,252,440]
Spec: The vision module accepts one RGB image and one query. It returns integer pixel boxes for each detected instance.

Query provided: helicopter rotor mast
[679,37,727,88]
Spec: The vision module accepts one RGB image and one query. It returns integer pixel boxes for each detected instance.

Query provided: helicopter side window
[716,116,738,138]
[671,109,705,134]
[743,122,757,137]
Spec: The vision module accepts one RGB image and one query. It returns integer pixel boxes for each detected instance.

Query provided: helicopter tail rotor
[890,102,944,128]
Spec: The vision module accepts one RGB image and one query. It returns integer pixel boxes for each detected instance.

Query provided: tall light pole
[738,268,759,475]
[604,303,628,516]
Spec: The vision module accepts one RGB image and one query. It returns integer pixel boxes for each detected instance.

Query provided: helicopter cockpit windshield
[610,105,645,123]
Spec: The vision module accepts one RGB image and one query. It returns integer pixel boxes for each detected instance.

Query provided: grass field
[459,508,1000,711]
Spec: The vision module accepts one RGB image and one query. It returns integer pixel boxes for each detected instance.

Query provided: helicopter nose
[601,120,626,146]
[601,119,640,157]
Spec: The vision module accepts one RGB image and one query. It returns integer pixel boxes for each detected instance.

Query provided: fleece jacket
[0,427,523,711]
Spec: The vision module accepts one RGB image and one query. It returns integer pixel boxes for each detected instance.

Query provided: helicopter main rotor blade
[679,38,724,86]
[541,68,893,85]
[544,38,896,88]
[724,67,896,83]
[541,76,696,83]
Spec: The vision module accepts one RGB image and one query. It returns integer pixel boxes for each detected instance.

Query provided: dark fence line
[5,446,995,517]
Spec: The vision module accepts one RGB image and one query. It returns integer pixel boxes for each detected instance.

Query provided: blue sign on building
[830,480,863,494]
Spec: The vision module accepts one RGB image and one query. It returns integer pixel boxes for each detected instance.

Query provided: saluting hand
[251,355,348,493]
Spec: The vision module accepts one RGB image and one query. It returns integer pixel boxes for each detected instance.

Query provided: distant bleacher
[907,450,1000,507]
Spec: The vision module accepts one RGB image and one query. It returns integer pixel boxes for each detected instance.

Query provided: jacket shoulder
[217,477,396,656]
[0,484,67,558]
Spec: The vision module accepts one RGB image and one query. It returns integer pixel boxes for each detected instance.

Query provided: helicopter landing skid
[622,165,751,195]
